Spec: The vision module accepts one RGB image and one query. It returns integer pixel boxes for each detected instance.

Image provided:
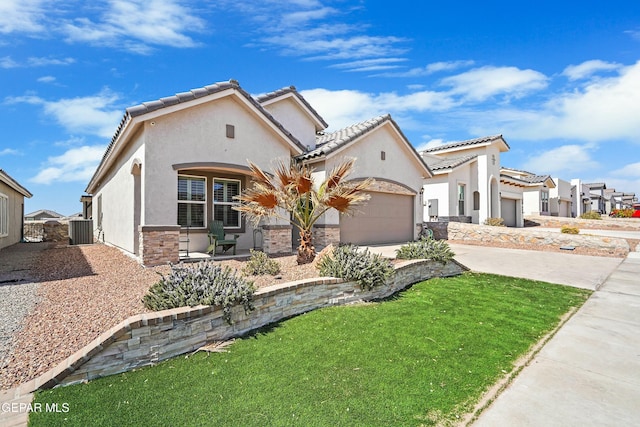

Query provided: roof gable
[256,86,328,132]
[297,114,432,177]
[0,169,32,198]
[87,80,306,193]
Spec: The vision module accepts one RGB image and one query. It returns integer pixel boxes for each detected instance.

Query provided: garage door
[501,198,517,227]
[340,192,414,245]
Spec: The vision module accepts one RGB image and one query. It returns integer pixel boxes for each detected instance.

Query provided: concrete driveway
[449,244,622,290]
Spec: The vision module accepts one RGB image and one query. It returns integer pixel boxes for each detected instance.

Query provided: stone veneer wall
[312,224,340,250]
[43,221,69,242]
[427,221,629,257]
[139,226,180,266]
[525,215,640,231]
[262,225,293,255]
[17,259,465,394]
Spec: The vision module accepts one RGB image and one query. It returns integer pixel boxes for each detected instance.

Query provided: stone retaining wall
[15,259,465,394]
[526,215,640,230]
[428,221,629,257]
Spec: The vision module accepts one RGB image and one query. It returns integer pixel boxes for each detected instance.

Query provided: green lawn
[31,273,590,426]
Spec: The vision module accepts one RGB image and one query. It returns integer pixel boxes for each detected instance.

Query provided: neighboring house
[500,168,556,216]
[85,80,432,266]
[604,189,623,212]
[420,135,509,226]
[585,183,607,214]
[621,193,637,209]
[24,209,64,221]
[570,179,591,217]
[0,169,33,250]
[549,177,572,217]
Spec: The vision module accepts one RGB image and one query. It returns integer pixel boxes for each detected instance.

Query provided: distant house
[549,177,572,217]
[0,169,33,250]
[500,168,556,216]
[585,183,607,214]
[25,209,64,221]
[420,135,510,226]
[570,179,592,217]
[85,80,432,266]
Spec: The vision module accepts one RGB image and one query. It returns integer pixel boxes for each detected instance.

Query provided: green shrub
[580,211,602,220]
[317,245,394,290]
[395,237,455,263]
[560,225,580,234]
[142,261,255,323]
[483,217,505,227]
[242,249,281,276]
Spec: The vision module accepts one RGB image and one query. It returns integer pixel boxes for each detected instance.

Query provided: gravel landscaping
[0,243,319,391]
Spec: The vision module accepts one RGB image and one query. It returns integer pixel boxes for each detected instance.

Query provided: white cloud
[37,76,56,83]
[522,144,599,175]
[1,56,75,69]
[0,0,46,34]
[377,60,475,77]
[0,148,20,156]
[7,90,123,138]
[441,66,548,101]
[330,57,407,72]
[30,146,105,184]
[415,139,447,152]
[612,162,640,178]
[62,0,205,53]
[301,87,456,130]
[562,60,622,81]
[493,61,640,142]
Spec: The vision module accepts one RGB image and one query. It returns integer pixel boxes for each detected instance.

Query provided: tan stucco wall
[93,132,146,254]
[0,181,26,250]
[320,123,427,239]
[261,97,319,150]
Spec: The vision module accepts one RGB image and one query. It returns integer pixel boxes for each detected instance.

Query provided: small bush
[242,249,281,276]
[483,217,505,227]
[561,225,580,234]
[317,244,394,290]
[610,209,634,218]
[580,211,602,220]
[142,261,255,323]
[395,237,455,263]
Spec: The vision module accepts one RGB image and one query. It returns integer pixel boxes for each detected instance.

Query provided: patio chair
[206,220,239,255]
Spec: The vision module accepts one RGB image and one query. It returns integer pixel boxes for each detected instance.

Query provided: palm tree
[234,158,373,264]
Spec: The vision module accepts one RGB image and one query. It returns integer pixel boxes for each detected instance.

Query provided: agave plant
[234,158,373,264]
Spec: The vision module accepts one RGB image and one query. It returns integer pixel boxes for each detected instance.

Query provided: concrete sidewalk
[473,250,640,426]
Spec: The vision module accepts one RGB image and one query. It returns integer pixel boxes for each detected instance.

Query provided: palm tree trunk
[296,229,316,265]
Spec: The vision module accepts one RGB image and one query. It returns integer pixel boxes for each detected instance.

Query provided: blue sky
[1,0,639,215]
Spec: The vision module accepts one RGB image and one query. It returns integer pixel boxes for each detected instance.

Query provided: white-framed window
[458,184,466,216]
[213,178,241,228]
[0,192,8,237]
[178,175,206,227]
[541,191,549,213]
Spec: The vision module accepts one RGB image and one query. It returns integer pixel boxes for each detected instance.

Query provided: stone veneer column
[261,224,293,255]
[139,225,180,266]
[312,224,340,250]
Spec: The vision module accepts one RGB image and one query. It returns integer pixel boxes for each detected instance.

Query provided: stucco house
[85,80,431,266]
[570,178,592,217]
[549,177,572,217]
[585,182,607,214]
[420,135,509,226]
[500,168,556,216]
[25,209,64,221]
[0,169,32,250]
